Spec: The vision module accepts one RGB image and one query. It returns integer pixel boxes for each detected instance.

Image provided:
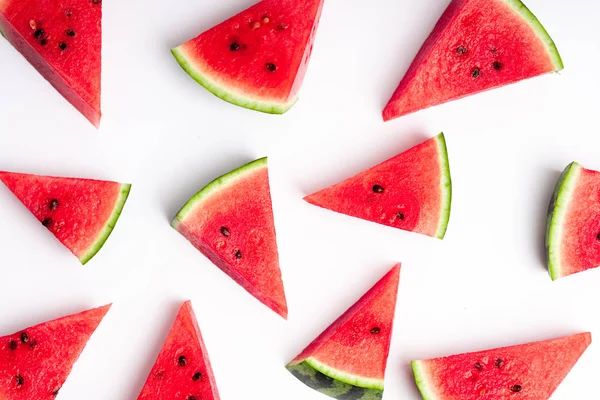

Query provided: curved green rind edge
[171,47,298,115]
[79,184,131,265]
[435,133,452,240]
[286,361,383,400]
[503,0,563,71]
[545,162,581,280]
[411,360,438,400]
[172,157,268,226]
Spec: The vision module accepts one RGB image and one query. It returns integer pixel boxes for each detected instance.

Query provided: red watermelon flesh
[171,0,324,114]
[0,304,110,399]
[137,301,220,400]
[287,265,400,399]
[382,0,563,121]
[412,332,591,400]
[305,134,452,239]
[0,0,101,126]
[172,158,287,319]
[0,171,131,264]
[546,162,600,280]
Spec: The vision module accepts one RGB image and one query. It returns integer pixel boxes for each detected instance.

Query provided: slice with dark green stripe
[286,265,400,399]
[0,171,130,264]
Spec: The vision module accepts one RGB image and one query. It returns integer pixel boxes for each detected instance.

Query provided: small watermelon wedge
[172,158,287,318]
[546,162,600,280]
[412,332,591,400]
[0,0,102,126]
[137,301,220,400]
[305,134,451,239]
[382,0,563,121]
[0,171,130,264]
[287,264,400,400]
[171,0,324,114]
[0,304,110,399]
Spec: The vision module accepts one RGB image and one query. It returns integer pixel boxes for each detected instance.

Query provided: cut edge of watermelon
[411,360,438,400]
[171,47,298,115]
[503,0,564,71]
[171,157,268,226]
[286,360,384,399]
[79,183,131,265]
[434,133,452,240]
[545,162,581,280]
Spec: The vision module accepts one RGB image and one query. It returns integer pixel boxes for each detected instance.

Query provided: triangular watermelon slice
[305,134,452,239]
[137,301,220,400]
[0,304,110,399]
[172,158,287,319]
[171,0,324,114]
[0,171,131,264]
[382,0,563,121]
[546,162,600,280]
[0,0,102,126]
[412,332,591,400]
[287,264,400,400]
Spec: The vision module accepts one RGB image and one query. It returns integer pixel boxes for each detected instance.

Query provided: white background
[0,0,598,398]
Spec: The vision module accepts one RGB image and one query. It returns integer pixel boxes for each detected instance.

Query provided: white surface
[0,0,598,398]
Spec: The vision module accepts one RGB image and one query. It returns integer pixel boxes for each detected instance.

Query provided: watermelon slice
[172,158,287,318]
[287,264,400,400]
[0,304,110,399]
[382,0,563,121]
[412,332,591,400]
[137,301,220,400]
[546,162,600,280]
[0,0,102,126]
[0,171,131,264]
[305,134,452,239]
[171,0,324,114]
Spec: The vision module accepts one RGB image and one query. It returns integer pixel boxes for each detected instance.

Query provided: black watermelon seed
[15,374,24,386]
[229,42,240,51]
[20,332,29,344]
[474,362,483,370]
[493,61,503,71]
[372,185,385,193]
[396,212,405,220]
[456,46,467,55]
[8,340,17,350]
[58,42,67,51]
[235,250,242,259]
[370,327,381,334]
[65,29,76,37]
[596,233,600,240]
[52,388,59,396]
[91,0,102,4]
[472,68,481,78]
[42,218,52,227]
[187,396,196,400]
[39,38,48,46]
[192,372,202,381]
[33,29,44,38]
[221,227,230,237]
[277,24,288,30]
[510,385,522,393]
[495,358,504,368]
[49,199,59,210]
[266,63,276,72]
[178,355,187,367]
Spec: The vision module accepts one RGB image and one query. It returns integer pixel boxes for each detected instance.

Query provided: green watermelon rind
[286,360,383,400]
[434,133,452,240]
[171,157,267,226]
[545,162,581,280]
[502,0,564,71]
[79,184,131,265]
[171,47,298,115]
[411,360,439,400]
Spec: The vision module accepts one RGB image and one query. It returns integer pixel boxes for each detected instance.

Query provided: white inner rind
[305,357,385,391]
